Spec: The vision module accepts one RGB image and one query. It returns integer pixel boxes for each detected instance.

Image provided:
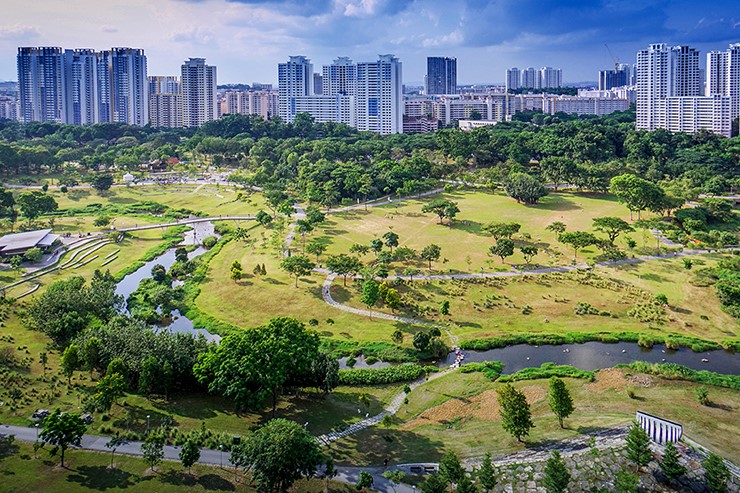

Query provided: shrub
[364,356,378,365]
[637,335,656,348]
[574,302,598,315]
[459,361,504,380]
[498,363,594,382]
[22,247,42,263]
[202,236,218,248]
[618,362,739,391]
[308,318,319,326]
[345,356,356,368]
[337,364,433,385]
[696,386,710,405]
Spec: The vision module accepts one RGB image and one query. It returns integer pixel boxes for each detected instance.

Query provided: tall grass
[618,362,739,390]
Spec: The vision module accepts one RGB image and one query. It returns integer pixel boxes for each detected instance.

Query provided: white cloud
[0,24,39,40]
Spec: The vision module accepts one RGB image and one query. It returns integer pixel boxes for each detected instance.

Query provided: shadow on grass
[331,428,447,465]
[113,406,182,432]
[66,465,138,490]
[158,470,235,490]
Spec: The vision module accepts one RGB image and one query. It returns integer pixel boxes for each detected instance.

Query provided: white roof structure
[0,229,60,256]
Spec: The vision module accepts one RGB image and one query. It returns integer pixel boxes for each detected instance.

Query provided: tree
[519,245,538,265]
[306,240,327,263]
[625,421,652,468]
[477,452,497,492]
[420,244,441,269]
[139,356,161,395]
[558,231,598,262]
[543,450,570,493]
[233,227,250,242]
[505,172,548,204]
[91,372,127,412]
[703,452,730,493]
[540,157,576,191]
[256,209,273,227]
[457,474,479,493]
[325,254,362,286]
[439,450,465,486]
[548,377,574,428]
[593,216,634,244]
[421,473,447,493]
[391,330,404,345]
[323,456,338,493]
[613,469,639,493]
[421,199,460,224]
[244,418,325,493]
[141,432,165,472]
[385,288,401,312]
[195,318,323,415]
[382,231,400,253]
[91,173,114,192]
[546,221,566,236]
[382,470,406,493]
[105,435,127,468]
[393,246,416,263]
[356,470,374,491]
[489,238,514,264]
[61,344,80,384]
[610,174,665,220]
[280,255,315,287]
[179,438,201,474]
[497,383,534,442]
[16,190,58,221]
[360,279,380,316]
[370,238,383,256]
[39,409,87,468]
[39,352,48,377]
[696,386,710,405]
[413,331,431,351]
[230,260,242,281]
[349,243,370,256]
[659,441,686,481]
[482,222,521,240]
[440,300,450,315]
[295,219,314,252]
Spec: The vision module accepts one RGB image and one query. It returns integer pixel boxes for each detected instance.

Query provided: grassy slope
[333,368,740,466]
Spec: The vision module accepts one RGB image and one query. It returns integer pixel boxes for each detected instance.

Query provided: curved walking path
[118,215,256,232]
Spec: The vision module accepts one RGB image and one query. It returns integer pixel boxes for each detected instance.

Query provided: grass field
[335,253,739,343]
[332,368,740,466]
[0,442,354,493]
[315,190,653,273]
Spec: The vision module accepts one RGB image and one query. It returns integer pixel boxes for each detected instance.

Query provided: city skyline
[1,0,739,85]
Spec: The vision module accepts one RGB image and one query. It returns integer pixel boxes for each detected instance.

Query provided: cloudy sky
[1,0,739,85]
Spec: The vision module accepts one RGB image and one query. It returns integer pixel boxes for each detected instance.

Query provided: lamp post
[146,415,150,434]
[35,423,39,440]
[219,444,224,469]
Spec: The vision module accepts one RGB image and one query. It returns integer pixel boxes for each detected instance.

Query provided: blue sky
[1,0,739,85]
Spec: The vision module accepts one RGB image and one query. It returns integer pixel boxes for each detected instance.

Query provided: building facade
[181,58,217,127]
[17,47,65,123]
[148,76,182,128]
[110,48,148,126]
[355,55,403,134]
[425,57,457,95]
[540,67,562,88]
[598,63,631,90]
[505,67,520,92]
[278,56,313,123]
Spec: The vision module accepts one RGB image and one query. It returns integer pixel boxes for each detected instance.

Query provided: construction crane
[604,44,620,71]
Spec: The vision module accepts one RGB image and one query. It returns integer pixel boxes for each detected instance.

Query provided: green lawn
[335,253,739,343]
[333,368,740,466]
[316,190,649,273]
[0,442,354,493]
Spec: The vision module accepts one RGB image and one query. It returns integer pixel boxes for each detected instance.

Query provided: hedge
[337,364,434,385]
[459,361,504,380]
[498,363,595,382]
[618,362,739,391]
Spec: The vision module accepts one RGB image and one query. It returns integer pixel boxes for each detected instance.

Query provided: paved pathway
[118,215,256,232]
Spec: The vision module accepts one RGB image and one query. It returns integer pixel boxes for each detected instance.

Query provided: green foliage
[659,441,686,481]
[16,190,58,220]
[91,173,114,192]
[696,386,710,405]
[703,452,730,493]
[90,372,127,412]
[593,216,634,244]
[613,469,639,493]
[482,222,521,240]
[22,247,42,263]
[39,409,87,467]
[543,450,571,493]
[610,174,665,219]
[420,243,442,269]
[439,450,465,485]
[499,363,594,383]
[477,452,497,492]
[179,438,201,472]
[548,377,575,428]
[338,364,431,385]
[356,470,374,490]
[360,279,380,311]
[421,473,447,493]
[421,199,460,224]
[202,236,218,248]
[505,172,548,204]
[489,238,515,263]
[618,362,739,391]
[459,361,503,380]
[280,255,315,287]
[60,344,80,383]
[141,432,165,471]
[625,421,652,467]
[497,383,534,442]
[558,231,599,261]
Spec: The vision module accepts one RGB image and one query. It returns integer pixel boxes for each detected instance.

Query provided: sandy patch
[401,385,546,431]
[587,368,654,392]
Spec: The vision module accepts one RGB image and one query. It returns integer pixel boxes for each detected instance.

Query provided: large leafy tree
[280,255,315,287]
[593,216,634,244]
[482,222,521,240]
[242,418,324,493]
[194,317,323,415]
[540,156,577,191]
[505,172,548,204]
[16,190,57,221]
[558,231,599,262]
[325,254,362,286]
[91,173,114,192]
[39,409,87,467]
[420,243,442,269]
[421,199,460,224]
[489,238,515,264]
[179,438,201,474]
[610,174,665,220]
[548,377,574,428]
[497,383,534,442]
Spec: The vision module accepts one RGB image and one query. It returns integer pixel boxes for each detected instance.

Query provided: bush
[498,363,594,382]
[364,356,378,365]
[459,361,503,380]
[574,302,598,315]
[618,362,739,391]
[345,356,356,368]
[93,215,111,227]
[202,236,218,248]
[338,364,433,385]
[637,335,656,349]
[22,247,42,263]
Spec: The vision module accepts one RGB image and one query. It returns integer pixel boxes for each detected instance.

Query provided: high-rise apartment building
[278,56,313,123]
[17,47,65,123]
[425,57,456,95]
[64,49,99,125]
[356,54,403,134]
[95,50,112,123]
[322,57,356,96]
[148,76,182,128]
[110,48,148,126]
[505,68,520,92]
[540,67,562,88]
[313,73,323,95]
[598,63,631,90]
[181,58,217,127]
[637,43,734,137]
[706,44,740,122]
[521,67,540,90]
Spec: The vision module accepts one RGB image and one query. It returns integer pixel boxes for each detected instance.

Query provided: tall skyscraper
[521,67,540,90]
[599,63,631,90]
[110,48,148,126]
[322,57,356,96]
[148,76,182,128]
[96,50,112,123]
[17,47,65,123]
[64,49,99,125]
[540,67,562,88]
[313,73,323,95]
[505,68,520,92]
[425,57,456,95]
[707,44,740,122]
[356,54,403,134]
[181,58,217,127]
[278,56,313,123]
